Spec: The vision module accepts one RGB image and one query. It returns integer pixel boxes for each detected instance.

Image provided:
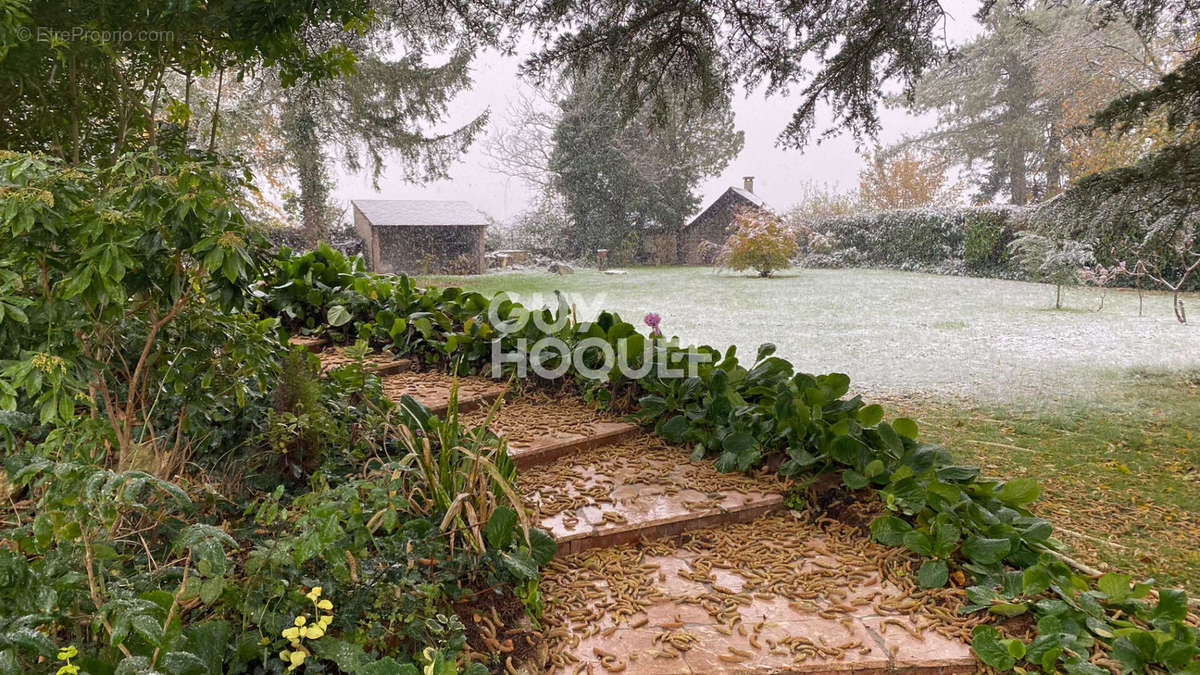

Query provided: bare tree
[1142,224,1200,323]
[485,83,564,189]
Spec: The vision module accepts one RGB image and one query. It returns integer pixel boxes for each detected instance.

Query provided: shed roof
[352,199,487,227]
[683,186,771,230]
[728,187,767,208]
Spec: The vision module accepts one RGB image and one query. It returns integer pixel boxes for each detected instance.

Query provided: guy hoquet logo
[485,292,710,380]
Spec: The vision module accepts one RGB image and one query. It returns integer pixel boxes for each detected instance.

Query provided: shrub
[1009,232,1094,309]
[0,152,551,674]
[0,150,276,470]
[720,207,798,277]
[803,205,1029,277]
[963,209,1017,275]
[695,239,723,264]
[260,350,339,480]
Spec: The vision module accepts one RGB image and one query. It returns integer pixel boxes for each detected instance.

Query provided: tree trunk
[208,69,224,153]
[70,55,80,164]
[183,71,193,146]
[1009,141,1028,206]
[146,61,165,158]
[1002,52,1034,206]
[1055,283,1062,309]
[283,94,332,244]
[1045,125,1063,199]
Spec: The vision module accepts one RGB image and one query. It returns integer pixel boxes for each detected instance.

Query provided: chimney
[743,176,755,193]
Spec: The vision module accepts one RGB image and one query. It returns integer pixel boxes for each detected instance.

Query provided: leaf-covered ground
[425,266,1200,593]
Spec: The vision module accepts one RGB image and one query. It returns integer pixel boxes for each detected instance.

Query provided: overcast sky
[331,2,984,223]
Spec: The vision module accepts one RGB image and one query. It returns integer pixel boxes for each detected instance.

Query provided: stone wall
[640,231,680,265]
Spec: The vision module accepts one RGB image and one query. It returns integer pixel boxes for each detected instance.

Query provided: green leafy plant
[0,151,553,674]
[260,350,339,480]
[0,151,274,471]
[963,210,1016,275]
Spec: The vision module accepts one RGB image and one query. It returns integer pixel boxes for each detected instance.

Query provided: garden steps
[504,421,640,469]
[538,512,979,675]
[379,371,509,415]
[518,432,786,556]
[371,376,978,673]
[459,393,640,469]
[287,334,329,352]
[316,346,413,376]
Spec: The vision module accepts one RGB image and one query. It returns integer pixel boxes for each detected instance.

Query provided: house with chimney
[675,176,771,264]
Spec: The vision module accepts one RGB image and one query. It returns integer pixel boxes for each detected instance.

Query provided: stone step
[460,394,640,469]
[287,335,329,353]
[317,346,412,376]
[539,512,978,675]
[520,433,785,556]
[379,371,508,415]
[507,421,640,469]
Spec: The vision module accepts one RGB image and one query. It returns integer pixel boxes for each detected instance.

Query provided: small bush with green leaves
[963,209,1017,275]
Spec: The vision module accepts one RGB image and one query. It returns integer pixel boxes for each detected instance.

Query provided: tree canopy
[858,149,955,210]
[0,0,372,161]
[548,73,743,260]
[523,0,949,147]
[888,1,1195,209]
[3,0,1197,251]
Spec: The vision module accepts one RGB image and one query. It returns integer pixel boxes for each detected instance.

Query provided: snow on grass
[421,266,1200,403]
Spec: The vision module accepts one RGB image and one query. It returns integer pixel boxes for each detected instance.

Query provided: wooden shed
[352,199,488,275]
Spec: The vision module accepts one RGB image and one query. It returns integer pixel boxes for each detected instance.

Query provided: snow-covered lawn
[422,266,1200,403]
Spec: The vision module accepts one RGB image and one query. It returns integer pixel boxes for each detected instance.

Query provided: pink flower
[644,313,663,337]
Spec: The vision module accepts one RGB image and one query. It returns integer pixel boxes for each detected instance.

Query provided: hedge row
[802,206,1030,279]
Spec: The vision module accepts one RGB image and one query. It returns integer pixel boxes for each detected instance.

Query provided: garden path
[306,339,980,674]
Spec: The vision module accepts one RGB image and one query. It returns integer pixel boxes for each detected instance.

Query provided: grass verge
[882,369,1200,594]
